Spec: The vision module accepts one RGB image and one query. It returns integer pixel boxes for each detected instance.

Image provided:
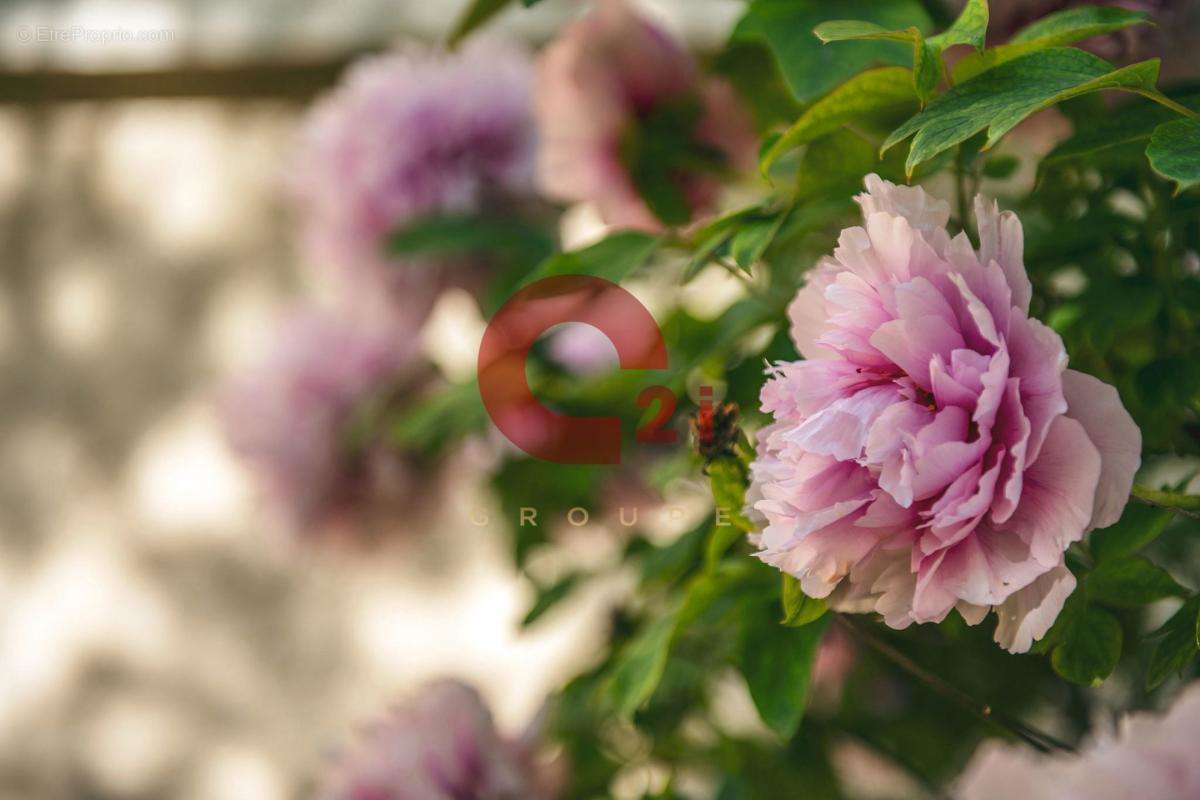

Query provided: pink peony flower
[534,0,756,231]
[220,307,423,542]
[747,175,1141,652]
[319,680,560,800]
[956,683,1200,799]
[293,39,537,307]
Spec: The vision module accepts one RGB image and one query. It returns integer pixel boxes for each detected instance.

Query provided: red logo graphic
[477,275,678,464]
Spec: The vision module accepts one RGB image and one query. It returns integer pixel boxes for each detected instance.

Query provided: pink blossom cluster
[220,308,422,541]
[293,39,537,307]
[957,684,1200,799]
[534,0,755,231]
[319,680,559,800]
[748,175,1141,652]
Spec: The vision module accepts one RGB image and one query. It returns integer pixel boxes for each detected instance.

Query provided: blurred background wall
[0,2,740,797]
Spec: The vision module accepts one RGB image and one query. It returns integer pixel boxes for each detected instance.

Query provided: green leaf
[981,153,1019,178]
[525,231,661,286]
[732,0,933,103]
[730,213,788,272]
[884,48,1160,174]
[522,573,582,627]
[813,21,937,102]
[389,214,554,265]
[706,458,754,567]
[683,204,766,281]
[1130,484,1200,517]
[927,0,988,51]
[1147,118,1200,193]
[912,40,942,102]
[606,612,678,718]
[1050,603,1123,686]
[1086,556,1188,609]
[1012,5,1150,45]
[954,6,1150,82]
[738,611,829,737]
[620,98,726,226]
[816,0,986,103]
[391,380,487,451]
[641,521,709,587]
[447,0,512,45]
[679,562,759,631]
[796,131,885,199]
[814,20,920,45]
[1146,596,1200,690]
[760,66,917,174]
[1091,503,1174,563]
[713,41,804,130]
[1043,93,1200,169]
[782,575,827,627]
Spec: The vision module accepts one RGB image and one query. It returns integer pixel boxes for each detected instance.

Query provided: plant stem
[834,614,1076,754]
[1137,89,1200,120]
[1131,484,1200,519]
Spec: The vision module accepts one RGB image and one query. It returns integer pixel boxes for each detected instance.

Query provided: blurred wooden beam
[0,53,386,104]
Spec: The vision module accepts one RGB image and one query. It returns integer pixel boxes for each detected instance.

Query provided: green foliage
[522,573,582,627]
[814,0,987,103]
[447,0,512,45]
[1045,594,1123,686]
[391,380,487,452]
[1147,118,1200,193]
[524,231,661,286]
[388,214,553,263]
[1085,556,1188,608]
[1091,504,1175,563]
[954,6,1151,81]
[705,458,753,567]
[713,41,804,130]
[729,212,789,273]
[781,575,827,627]
[683,203,773,280]
[927,0,988,52]
[621,99,728,226]
[606,612,678,718]
[1043,93,1200,170]
[1146,596,1200,689]
[1011,5,1149,46]
[760,66,917,174]
[738,608,830,737]
[883,48,1160,175]
[732,0,932,103]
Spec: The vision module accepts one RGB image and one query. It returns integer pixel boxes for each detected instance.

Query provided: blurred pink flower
[293,40,537,308]
[534,0,755,231]
[220,307,423,541]
[320,680,560,800]
[957,683,1200,799]
[747,175,1141,652]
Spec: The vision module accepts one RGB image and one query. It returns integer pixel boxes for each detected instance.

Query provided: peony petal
[992,563,1076,654]
[999,415,1100,568]
[786,262,839,360]
[870,315,966,390]
[1006,312,1068,463]
[857,173,951,237]
[955,740,1056,800]
[974,194,1032,313]
[1061,369,1142,530]
[790,384,902,461]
